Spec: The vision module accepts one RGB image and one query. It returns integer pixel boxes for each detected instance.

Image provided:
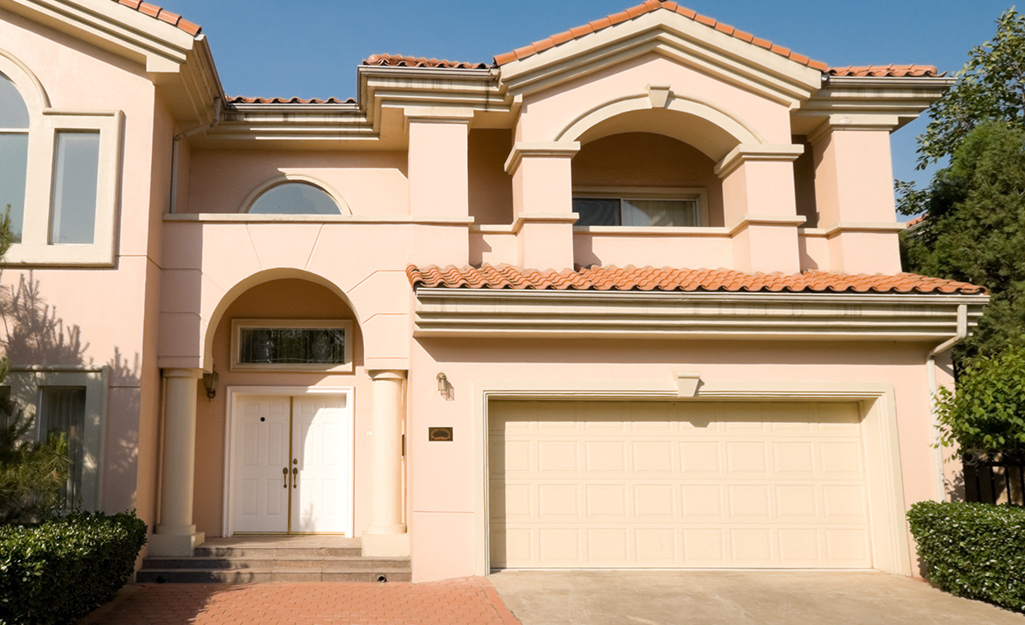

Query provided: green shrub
[0,511,147,625]
[908,500,1025,612]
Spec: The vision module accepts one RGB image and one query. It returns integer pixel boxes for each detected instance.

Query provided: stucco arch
[555,92,765,161]
[0,48,51,114]
[201,268,364,371]
[238,173,353,215]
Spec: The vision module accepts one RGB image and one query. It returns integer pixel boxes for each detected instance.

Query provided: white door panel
[232,393,351,534]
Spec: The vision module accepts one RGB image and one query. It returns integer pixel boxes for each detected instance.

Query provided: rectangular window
[573,192,705,227]
[0,133,27,242]
[232,320,353,372]
[38,386,86,510]
[50,131,99,245]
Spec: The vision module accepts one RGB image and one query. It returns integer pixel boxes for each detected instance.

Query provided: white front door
[232,393,351,534]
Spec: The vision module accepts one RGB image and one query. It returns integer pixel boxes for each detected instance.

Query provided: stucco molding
[413,288,989,341]
[503,141,581,175]
[714,143,805,179]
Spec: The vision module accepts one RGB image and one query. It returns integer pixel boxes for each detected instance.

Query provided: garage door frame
[474,380,910,576]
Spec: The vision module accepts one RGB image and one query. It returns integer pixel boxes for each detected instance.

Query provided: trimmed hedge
[908,500,1025,612]
[0,511,147,625]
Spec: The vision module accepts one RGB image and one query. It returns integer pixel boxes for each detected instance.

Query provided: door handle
[282,467,288,488]
[291,467,298,489]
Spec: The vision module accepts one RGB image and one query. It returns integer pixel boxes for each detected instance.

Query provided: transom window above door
[572,187,707,227]
[232,319,353,372]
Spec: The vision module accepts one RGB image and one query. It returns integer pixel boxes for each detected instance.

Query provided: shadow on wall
[0,271,142,510]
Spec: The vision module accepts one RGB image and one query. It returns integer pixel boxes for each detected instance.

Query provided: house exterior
[0,0,989,582]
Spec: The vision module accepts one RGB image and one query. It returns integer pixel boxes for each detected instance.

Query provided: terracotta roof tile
[111,0,201,36]
[826,64,942,77]
[362,54,489,69]
[407,264,986,295]
[227,96,356,105]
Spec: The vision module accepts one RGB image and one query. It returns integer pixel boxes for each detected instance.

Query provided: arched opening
[194,277,367,539]
[572,131,725,227]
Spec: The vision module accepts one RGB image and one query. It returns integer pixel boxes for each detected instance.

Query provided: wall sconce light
[436,372,448,395]
[202,367,219,400]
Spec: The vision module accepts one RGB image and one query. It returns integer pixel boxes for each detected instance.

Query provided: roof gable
[496,1,824,105]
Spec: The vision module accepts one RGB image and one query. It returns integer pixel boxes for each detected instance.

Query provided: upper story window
[0,72,28,242]
[231,319,353,372]
[573,187,708,227]
[246,181,342,215]
[0,53,123,266]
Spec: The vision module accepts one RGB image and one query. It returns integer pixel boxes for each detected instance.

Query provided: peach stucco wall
[0,10,162,527]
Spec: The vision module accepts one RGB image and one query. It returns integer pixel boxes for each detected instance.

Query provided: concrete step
[193,546,363,558]
[135,568,412,584]
[140,556,411,571]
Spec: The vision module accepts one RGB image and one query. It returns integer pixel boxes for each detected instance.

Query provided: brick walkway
[78,578,521,625]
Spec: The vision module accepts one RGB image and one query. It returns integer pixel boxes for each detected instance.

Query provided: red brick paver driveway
[78,578,520,625]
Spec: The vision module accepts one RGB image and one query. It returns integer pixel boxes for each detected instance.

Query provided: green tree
[915,8,1025,168]
[899,8,1025,361]
[0,209,70,524]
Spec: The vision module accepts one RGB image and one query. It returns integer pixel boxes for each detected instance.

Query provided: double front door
[232,393,351,534]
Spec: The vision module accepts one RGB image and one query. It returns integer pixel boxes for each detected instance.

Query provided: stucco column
[363,369,409,557]
[809,118,904,273]
[716,144,805,273]
[407,109,472,218]
[149,368,205,556]
[505,142,580,269]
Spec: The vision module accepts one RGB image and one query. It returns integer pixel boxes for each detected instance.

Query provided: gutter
[169,97,222,213]
[927,303,968,502]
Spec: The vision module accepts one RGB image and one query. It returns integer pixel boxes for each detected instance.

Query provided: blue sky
[162,0,1014,199]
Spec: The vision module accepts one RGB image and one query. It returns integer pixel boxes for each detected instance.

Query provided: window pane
[239,327,346,365]
[573,198,620,226]
[39,386,86,511]
[0,73,29,129]
[50,132,100,244]
[0,133,27,242]
[622,199,698,227]
[248,182,340,215]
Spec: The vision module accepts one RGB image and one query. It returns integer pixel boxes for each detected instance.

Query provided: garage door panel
[489,401,872,569]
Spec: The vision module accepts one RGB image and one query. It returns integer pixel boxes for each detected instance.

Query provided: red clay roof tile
[362,54,489,69]
[407,264,985,295]
[111,0,202,36]
[227,96,356,105]
[826,64,942,77]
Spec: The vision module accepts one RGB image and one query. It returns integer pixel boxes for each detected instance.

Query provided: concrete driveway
[489,571,1025,625]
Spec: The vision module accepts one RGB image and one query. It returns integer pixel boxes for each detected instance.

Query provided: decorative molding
[714,144,805,178]
[163,213,474,225]
[727,214,807,236]
[503,141,581,175]
[413,288,989,340]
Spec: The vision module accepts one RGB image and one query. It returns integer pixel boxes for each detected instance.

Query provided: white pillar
[149,368,205,556]
[363,369,409,557]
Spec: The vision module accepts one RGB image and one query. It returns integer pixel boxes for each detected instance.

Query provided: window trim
[231,319,354,373]
[4,365,108,511]
[572,186,709,228]
[239,174,351,215]
[0,51,123,267]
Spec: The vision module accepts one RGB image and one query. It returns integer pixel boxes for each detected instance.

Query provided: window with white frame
[232,320,353,372]
[2,366,108,511]
[0,56,123,266]
[572,187,708,227]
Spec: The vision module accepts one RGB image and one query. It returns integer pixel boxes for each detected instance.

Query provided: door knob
[282,467,288,488]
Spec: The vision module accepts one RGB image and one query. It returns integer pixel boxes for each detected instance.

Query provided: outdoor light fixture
[202,367,219,400]
[436,372,448,395]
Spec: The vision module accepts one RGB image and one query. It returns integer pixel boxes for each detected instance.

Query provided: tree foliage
[902,120,1025,359]
[916,8,1025,167]
[934,343,1025,455]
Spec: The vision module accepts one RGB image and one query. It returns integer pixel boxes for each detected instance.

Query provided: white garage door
[489,401,872,569]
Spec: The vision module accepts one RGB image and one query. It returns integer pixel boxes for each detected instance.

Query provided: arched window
[0,72,29,242]
[247,182,341,215]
